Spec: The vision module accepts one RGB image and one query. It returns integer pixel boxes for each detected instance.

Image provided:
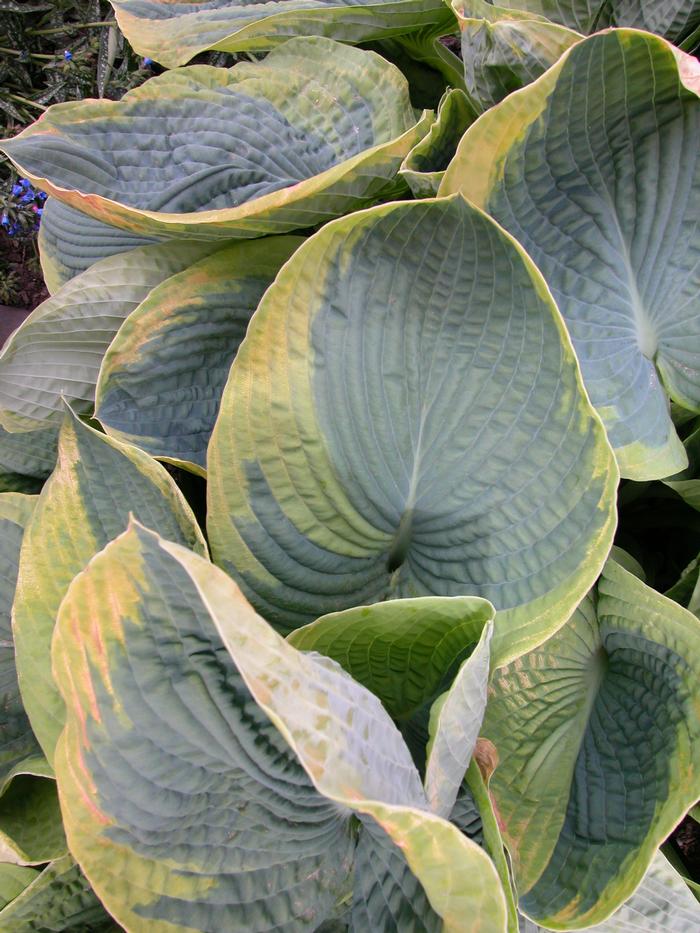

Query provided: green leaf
[2,39,431,240]
[289,596,495,722]
[95,237,303,473]
[53,521,507,932]
[0,426,57,492]
[39,199,160,294]
[519,850,700,931]
[452,0,580,110]
[666,554,700,615]
[0,772,65,865]
[0,495,40,786]
[0,854,119,932]
[496,1,700,44]
[424,621,492,817]
[483,557,700,928]
[13,411,207,765]
[109,0,455,69]
[400,88,476,197]
[441,30,700,480]
[208,194,618,667]
[0,241,217,433]
[0,865,37,911]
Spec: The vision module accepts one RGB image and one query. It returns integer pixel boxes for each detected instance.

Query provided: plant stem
[7,93,46,111]
[28,21,116,37]
[0,47,55,60]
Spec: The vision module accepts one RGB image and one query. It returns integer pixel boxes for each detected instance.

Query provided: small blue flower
[38,191,48,200]
[63,49,73,61]
[1,213,9,228]
[143,57,153,67]
[21,191,35,204]
[19,178,31,189]
[11,184,22,197]
[35,208,43,217]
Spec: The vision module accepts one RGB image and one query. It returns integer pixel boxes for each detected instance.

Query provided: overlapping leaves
[1,38,430,240]
[53,521,508,932]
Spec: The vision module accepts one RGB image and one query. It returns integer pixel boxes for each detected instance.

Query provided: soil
[0,228,48,312]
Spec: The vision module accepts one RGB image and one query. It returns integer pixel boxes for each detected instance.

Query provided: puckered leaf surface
[441,30,700,480]
[96,237,303,473]
[0,426,57,493]
[2,39,430,241]
[289,597,494,720]
[453,0,580,110]
[497,1,700,43]
[484,557,700,928]
[0,241,216,433]
[53,522,507,932]
[208,195,617,666]
[39,199,160,294]
[109,0,454,69]
[13,411,207,765]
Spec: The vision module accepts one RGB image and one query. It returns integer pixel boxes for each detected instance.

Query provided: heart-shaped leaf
[441,30,700,480]
[96,237,303,473]
[53,521,508,932]
[0,241,217,433]
[2,39,430,241]
[483,556,700,927]
[13,410,207,764]
[109,0,454,69]
[208,194,618,666]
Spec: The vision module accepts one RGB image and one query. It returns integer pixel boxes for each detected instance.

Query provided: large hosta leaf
[0,495,40,785]
[0,241,216,433]
[208,194,617,666]
[2,39,430,241]
[483,557,700,928]
[109,0,454,69]
[453,0,580,111]
[497,1,700,43]
[53,521,507,932]
[95,237,303,473]
[441,30,700,480]
[13,411,207,764]
[39,198,160,294]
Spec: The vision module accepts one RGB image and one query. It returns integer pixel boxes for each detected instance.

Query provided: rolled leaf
[109,0,454,69]
[96,237,303,472]
[0,241,217,433]
[484,557,700,928]
[39,198,160,293]
[441,30,700,480]
[0,495,40,785]
[399,87,476,196]
[208,194,618,666]
[289,595,495,722]
[2,39,431,241]
[53,521,508,932]
[13,410,207,764]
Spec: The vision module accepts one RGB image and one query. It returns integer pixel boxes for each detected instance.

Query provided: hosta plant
[0,6,698,933]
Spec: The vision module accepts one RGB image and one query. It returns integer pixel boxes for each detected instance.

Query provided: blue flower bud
[21,191,35,204]
[1,213,9,227]
[19,178,31,189]
[38,191,48,200]
[143,57,153,67]
[64,50,73,61]
[11,184,22,197]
